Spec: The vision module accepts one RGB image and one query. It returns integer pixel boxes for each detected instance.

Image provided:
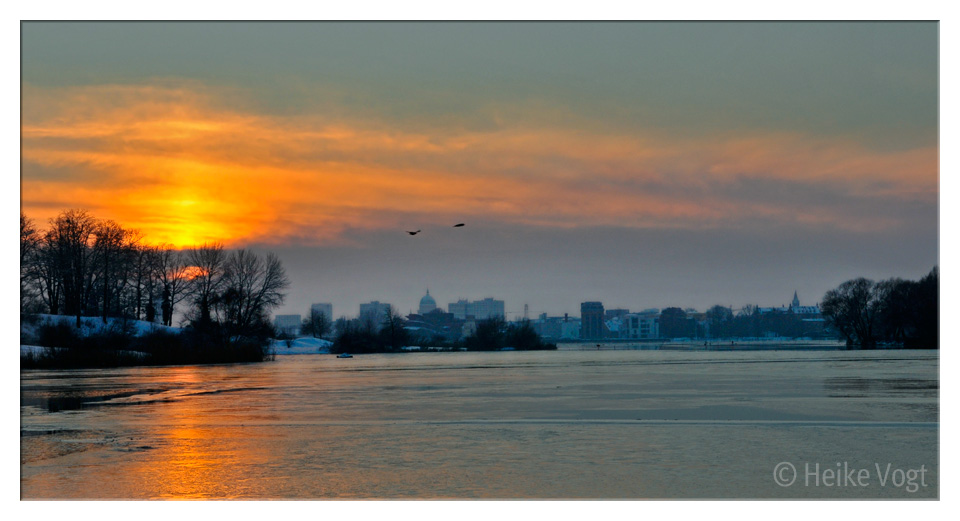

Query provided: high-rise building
[359,301,392,322]
[448,299,469,320]
[274,314,302,336]
[473,298,505,320]
[580,301,605,339]
[311,302,333,319]
[448,297,505,320]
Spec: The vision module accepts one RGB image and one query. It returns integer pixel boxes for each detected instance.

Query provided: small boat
[336,353,353,358]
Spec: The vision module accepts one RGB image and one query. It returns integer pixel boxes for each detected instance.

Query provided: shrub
[36,323,81,349]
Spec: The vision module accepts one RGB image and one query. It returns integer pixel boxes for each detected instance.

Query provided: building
[605,316,623,339]
[448,297,505,320]
[274,314,302,337]
[448,300,467,319]
[310,302,333,319]
[753,292,826,338]
[759,291,821,315]
[580,301,605,339]
[473,298,505,320]
[534,316,563,340]
[605,308,630,320]
[535,313,581,340]
[359,301,392,322]
[621,312,660,339]
[418,290,437,315]
[560,319,581,340]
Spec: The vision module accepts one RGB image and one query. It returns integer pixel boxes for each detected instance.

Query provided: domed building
[418,290,437,315]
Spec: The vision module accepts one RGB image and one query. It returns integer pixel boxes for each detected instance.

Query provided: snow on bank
[269,337,333,355]
[21,314,335,356]
[21,314,182,342]
[21,345,48,356]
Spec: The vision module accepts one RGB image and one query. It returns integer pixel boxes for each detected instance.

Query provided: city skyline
[282,287,822,322]
[20,22,938,319]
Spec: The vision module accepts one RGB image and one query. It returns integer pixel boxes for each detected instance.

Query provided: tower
[580,302,605,339]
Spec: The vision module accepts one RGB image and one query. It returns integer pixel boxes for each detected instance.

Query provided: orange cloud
[20,82,938,247]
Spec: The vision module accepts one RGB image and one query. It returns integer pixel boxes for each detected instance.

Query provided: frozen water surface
[20,348,938,499]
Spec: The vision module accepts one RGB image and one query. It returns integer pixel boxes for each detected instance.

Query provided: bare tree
[219,249,290,337]
[32,233,63,315]
[131,242,156,321]
[302,309,331,338]
[379,305,409,351]
[92,220,138,324]
[46,209,98,327]
[152,245,193,326]
[187,242,226,326]
[20,213,41,311]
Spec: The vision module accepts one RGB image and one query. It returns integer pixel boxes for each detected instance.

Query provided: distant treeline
[820,267,938,349]
[658,305,825,340]
[20,209,291,366]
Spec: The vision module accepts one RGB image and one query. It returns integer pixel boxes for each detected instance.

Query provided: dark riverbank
[20,316,273,369]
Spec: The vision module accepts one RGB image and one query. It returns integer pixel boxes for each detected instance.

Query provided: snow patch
[20,345,50,356]
[269,337,333,355]
[21,314,181,341]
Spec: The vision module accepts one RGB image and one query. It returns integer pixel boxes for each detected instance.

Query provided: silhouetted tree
[504,319,555,350]
[130,242,160,321]
[821,278,882,349]
[358,306,384,338]
[874,278,913,344]
[92,220,138,324]
[301,309,331,338]
[823,268,938,349]
[218,249,290,340]
[728,304,761,337]
[379,305,410,351]
[460,317,555,351]
[463,316,507,351]
[905,267,938,349]
[659,307,694,339]
[31,232,63,315]
[332,318,379,353]
[706,305,734,338]
[20,213,41,311]
[152,245,192,326]
[187,243,226,327]
[47,209,98,327]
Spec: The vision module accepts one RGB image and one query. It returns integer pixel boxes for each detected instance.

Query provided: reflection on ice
[21,349,938,498]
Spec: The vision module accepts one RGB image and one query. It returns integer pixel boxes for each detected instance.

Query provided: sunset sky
[20,22,939,318]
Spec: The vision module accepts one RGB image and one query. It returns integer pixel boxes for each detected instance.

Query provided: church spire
[791,291,800,309]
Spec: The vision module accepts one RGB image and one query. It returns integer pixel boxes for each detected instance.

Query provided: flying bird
[453,223,465,227]
[407,230,421,235]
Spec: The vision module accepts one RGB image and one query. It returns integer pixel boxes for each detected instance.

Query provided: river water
[20,348,938,499]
